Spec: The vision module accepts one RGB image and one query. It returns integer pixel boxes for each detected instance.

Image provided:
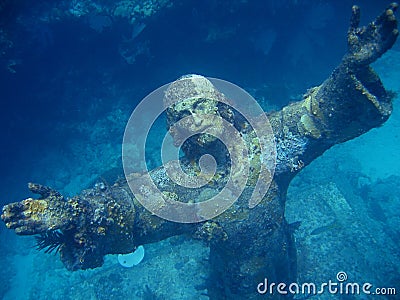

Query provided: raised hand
[346,3,398,66]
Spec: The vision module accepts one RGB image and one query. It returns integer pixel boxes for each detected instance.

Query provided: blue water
[0,1,399,299]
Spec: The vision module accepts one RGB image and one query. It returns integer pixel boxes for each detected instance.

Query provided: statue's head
[164,74,234,154]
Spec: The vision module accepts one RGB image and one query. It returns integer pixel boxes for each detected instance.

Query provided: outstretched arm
[2,181,139,270]
[270,3,398,183]
[2,174,196,270]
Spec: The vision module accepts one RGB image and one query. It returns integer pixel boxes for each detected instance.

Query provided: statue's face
[164,75,225,148]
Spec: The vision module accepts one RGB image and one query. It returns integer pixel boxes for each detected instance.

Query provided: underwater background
[0,0,399,299]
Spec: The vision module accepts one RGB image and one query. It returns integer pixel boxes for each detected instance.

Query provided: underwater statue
[2,4,398,299]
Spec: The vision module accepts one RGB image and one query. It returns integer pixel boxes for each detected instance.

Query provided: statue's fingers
[380,6,399,47]
[1,202,23,218]
[2,198,46,225]
[349,5,361,31]
[4,219,30,232]
[347,5,361,51]
[375,3,398,26]
[16,217,45,233]
[1,203,31,228]
[28,182,54,198]
[382,7,397,28]
[4,217,44,235]
[14,226,32,235]
[387,2,398,13]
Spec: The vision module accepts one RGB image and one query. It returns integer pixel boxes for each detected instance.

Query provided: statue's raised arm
[347,3,398,66]
[2,4,398,299]
[268,3,398,187]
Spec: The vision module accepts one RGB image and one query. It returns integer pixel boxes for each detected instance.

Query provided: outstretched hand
[346,3,398,66]
[1,183,70,235]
